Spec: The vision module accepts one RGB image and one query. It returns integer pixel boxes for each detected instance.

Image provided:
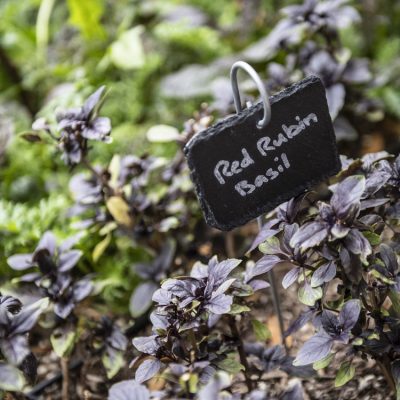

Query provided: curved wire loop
[230,61,271,129]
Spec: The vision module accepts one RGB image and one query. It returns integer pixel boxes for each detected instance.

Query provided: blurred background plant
[1,0,400,398]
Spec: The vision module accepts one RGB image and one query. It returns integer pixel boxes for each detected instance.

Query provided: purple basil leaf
[150,312,168,331]
[135,358,162,383]
[248,220,281,253]
[59,232,85,252]
[311,261,336,288]
[339,300,361,333]
[320,310,339,337]
[1,335,30,365]
[251,255,281,279]
[108,380,150,400]
[380,244,398,275]
[290,221,328,250]
[205,293,232,314]
[132,336,160,355]
[7,254,33,270]
[331,175,365,219]
[83,86,105,119]
[58,250,82,272]
[284,309,314,337]
[210,259,241,285]
[36,231,57,255]
[344,229,371,263]
[73,278,93,302]
[54,301,75,320]
[152,288,173,306]
[129,282,158,317]
[325,83,345,119]
[293,332,333,366]
[10,300,46,335]
[360,198,389,210]
[0,296,22,315]
[213,278,235,296]
[248,279,270,291]
[282,267,300,289]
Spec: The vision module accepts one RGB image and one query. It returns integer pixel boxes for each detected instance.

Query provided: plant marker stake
[257,215,287,349]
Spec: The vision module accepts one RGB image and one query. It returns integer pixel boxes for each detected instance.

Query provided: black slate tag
[184,75,340,231]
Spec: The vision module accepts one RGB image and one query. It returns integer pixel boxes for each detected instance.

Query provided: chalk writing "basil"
[213,113,318,196]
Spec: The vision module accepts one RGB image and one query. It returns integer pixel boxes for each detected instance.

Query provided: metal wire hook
[230,61,271,129]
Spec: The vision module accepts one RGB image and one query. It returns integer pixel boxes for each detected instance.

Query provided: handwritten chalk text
[235,153,290,197]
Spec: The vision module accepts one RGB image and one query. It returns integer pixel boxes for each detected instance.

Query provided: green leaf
[109,27,145,70]
[229,304,251,315]
[216,354,244,374]
[335,361,355,387]
[313,353,334,370]
[298,284,322,306]
[102,349,124,379]
[389,290,400,315]
[106,196,132,226]
[147,125,180,143]
[362,231,381,246]
[93,233,112,263]
[36,0,56,56]
[67,0,105,39]
[259,236,281,255]
[51,328,77,358]
[0,363,25,391]
[251,320,271,341]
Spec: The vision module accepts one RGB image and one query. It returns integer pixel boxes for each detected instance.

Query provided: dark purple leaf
[325,83,345,119]
[59,250,82,272]
[248,279,270,291]
[285,309,314,337]
[132,336,160,355]
[331,176,365,219]
[0,296,22,315]
[130,282,158,317]
[7,254,33,270]
[205,293,232,314]
[108,379,150,400]
[311,262,336,287]
[135,358,162,383]
[380,244,398,275]
[209,258,241,285]
[36,231,57,255]
[251,255,281,278]
[73,278,93,302]
[320,310,340,338]
[290,222,328,250]
[10,299,47,335]
[54,301,75,320]
[1,335,29,365]
[83,86,105,118]
[248,223,280,253]
[338,300,360,333]
[293,332,333,366]
[282,267,300,289]
[344,229,371,262]
[152,288,173,306]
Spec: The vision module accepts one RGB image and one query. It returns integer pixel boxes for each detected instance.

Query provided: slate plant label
[184,75,341,231]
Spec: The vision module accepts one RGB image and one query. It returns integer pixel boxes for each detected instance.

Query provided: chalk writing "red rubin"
[212,113,319,196]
